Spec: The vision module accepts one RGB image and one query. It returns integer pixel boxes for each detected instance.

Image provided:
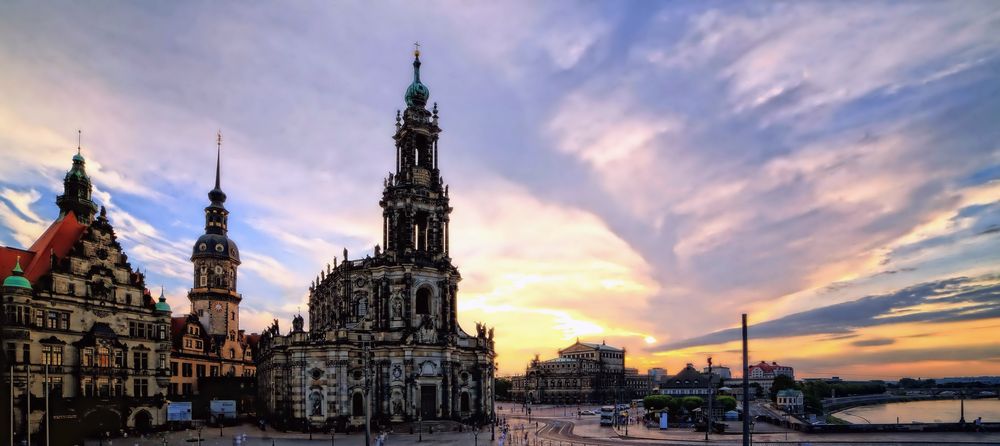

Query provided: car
[579,410,597,415]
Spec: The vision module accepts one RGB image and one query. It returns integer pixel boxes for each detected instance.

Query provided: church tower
[189,134,242,339]
[56,137,98,224]
[380,47,451,262]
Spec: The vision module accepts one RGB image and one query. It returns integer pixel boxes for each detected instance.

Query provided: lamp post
[472,424,480,446]
[705,356,713,441]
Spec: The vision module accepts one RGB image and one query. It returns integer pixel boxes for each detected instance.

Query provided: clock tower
[189,136,242,339]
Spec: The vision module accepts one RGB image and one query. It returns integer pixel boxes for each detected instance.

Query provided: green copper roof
[155,287,171,312]
[3,258,31,290]
[404,51,430,107]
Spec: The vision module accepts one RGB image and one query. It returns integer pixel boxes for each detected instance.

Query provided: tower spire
[77,129,82,155]
[215,130,222,191]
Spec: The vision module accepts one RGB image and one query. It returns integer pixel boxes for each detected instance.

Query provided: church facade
[256,50,497,430]
[1,149,172,443]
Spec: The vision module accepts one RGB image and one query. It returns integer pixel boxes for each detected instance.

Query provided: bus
[599,406,615,426]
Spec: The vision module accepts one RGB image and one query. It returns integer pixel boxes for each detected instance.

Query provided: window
[47,311,58,329]
[200,275,207,287]
[133,378,148,397]
[210,366,219,377]
[97,347,110,367]
[170,361,179,376]
[170,383,179,396]
[60,313,69,330]
[35,310,44,327]
[46,376,63,397]
[197,309,204,316]
[196,364,206,377]
[229,348,235,359]
[22,344,30,363]
[82,348,94,367]
[229,331,235,342]
[129,321,137,337]
[133,351,148,370]
[159,354,167,370]
[83,378,94,397]
[67,282,75,296]
[115,350,124,368]
[185,339,191,348]
[415,288,431,315]
[97,378,110,397]
[182,363,193,377]
[5,343,16,364]
[182,383,193,395]
[231,311,235,321]
[41,345,63,366]
[113,378,123,397]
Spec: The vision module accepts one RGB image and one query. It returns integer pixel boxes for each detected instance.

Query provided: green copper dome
[404,51,430,108]
[155,288,171,312]
[3,258,31,290]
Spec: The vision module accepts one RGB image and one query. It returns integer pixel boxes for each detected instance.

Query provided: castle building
[256,49,497,431]
[511,340,651,404]
[1,148,172,443]
[167,139,258,417]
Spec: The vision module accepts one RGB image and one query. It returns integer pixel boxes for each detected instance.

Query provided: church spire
[57,130,98,224]
[208,130,226,206]
[404,44,430,108]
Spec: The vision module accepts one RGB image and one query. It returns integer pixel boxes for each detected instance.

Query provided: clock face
[215,303,223,311]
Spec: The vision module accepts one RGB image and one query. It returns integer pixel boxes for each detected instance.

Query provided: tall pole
[45,364,49,446]
[742,314,750,446]
[25,363,30,446]
[706,357,713,441]
[10,364,14,446]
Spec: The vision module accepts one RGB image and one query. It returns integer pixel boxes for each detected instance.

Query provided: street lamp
[472,424,480,446]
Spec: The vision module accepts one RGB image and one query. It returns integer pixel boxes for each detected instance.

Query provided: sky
[0,1,998,380]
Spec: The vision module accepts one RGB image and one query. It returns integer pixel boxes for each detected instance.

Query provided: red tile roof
[0,211,87,283]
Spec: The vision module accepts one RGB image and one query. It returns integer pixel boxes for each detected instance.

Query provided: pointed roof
[0,210,87,283]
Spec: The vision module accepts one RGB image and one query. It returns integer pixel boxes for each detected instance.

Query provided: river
[834,399,1000,424]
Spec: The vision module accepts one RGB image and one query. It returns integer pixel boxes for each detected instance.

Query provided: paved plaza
[79,405,1000,446]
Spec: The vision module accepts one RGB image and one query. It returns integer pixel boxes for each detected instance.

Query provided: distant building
[659,363,715,398]
[776,389,804,414]
[704,365,731,380]
[726,361,794,393]
[1,150,172,443]
[748,361,793,380]
[167,145,259,418]
[648,367,667,385]
[511,340,651,404]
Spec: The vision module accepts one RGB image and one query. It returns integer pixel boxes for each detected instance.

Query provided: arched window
[352,392,364,416]
[415,288,431,315]
[229,348,235,359]
[460,392,471,412]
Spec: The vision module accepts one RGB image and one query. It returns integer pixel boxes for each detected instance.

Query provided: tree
[681,396,704,412]
[495,377,513,400]
[643,395,672,412]
[770,375,796,401]
[715,395,737,412]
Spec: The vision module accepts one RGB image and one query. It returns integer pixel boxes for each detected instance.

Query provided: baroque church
[256,50,497,430]
[1,147,173,443]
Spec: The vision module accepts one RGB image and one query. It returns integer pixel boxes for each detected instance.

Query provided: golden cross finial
[414,41,421,57]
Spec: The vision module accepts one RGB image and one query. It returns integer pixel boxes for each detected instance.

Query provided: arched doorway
[133,409,153,433]
[460,391,471,412]
[82,408,122,438]
[352,392,364,417]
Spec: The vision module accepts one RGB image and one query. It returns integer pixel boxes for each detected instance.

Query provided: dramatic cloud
[1,1,998,377]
